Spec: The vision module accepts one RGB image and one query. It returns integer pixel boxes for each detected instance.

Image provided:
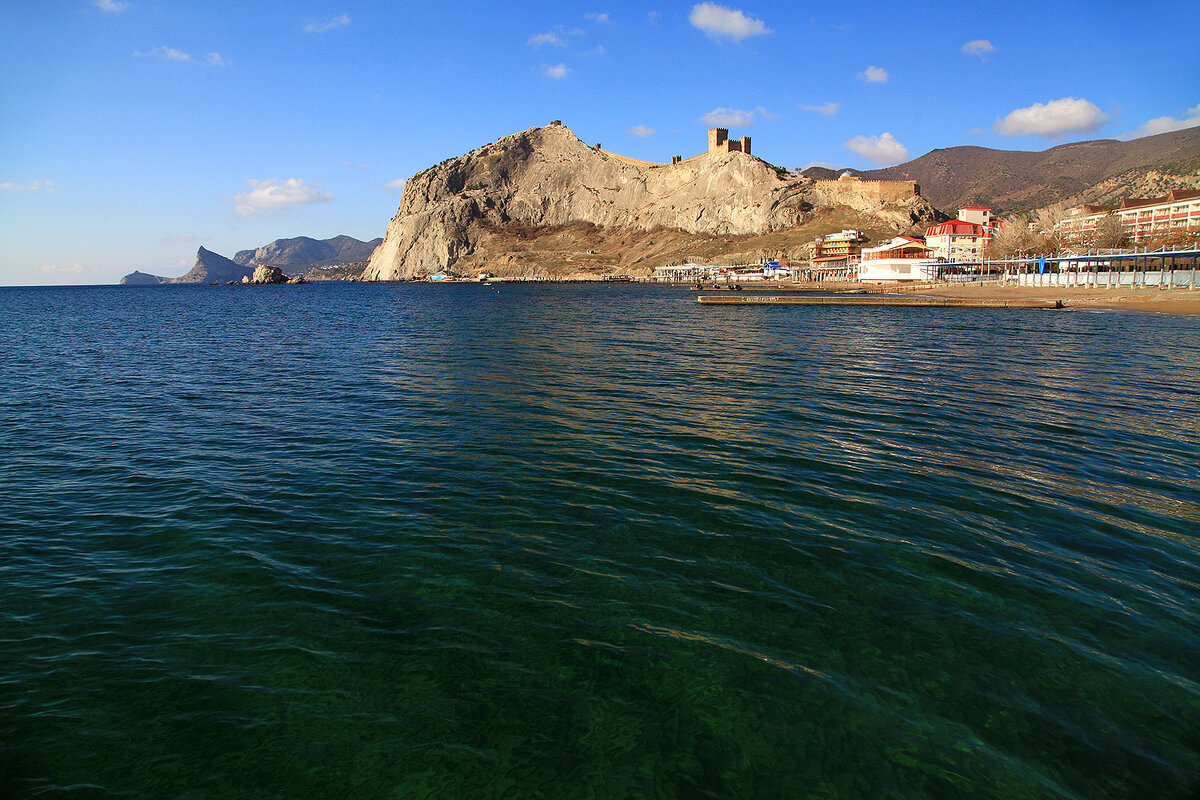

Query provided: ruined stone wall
[814,177,919,202]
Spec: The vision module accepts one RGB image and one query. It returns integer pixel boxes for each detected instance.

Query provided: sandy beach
[913,282,1200,315]
[769,281,1200,315]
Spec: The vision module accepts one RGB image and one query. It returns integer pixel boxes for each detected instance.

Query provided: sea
[1,282,1197,800]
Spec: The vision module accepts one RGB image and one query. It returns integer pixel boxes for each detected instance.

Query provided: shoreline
[909,282,1200,315]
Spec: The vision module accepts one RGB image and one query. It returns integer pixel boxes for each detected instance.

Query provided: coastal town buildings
[1058,190,1200,242]
[858,236,937,282]
[925,208,1002,261]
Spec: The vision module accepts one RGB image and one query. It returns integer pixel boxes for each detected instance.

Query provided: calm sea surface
[1,282,1198,799]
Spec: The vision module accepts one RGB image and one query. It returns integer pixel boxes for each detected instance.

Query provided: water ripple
[0,283,1197,799]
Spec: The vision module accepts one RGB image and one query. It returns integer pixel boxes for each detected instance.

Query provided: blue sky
[2,0,1197,285]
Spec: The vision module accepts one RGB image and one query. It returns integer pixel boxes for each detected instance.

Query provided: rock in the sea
[250,265,289,284]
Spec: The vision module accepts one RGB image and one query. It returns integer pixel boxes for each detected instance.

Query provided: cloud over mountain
[994,97,1108,138]
[234,178,332,218]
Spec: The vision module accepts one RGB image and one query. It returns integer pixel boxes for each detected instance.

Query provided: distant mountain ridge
[119,235,379,285]
[848,127,1200,215]
[233,235,381,269]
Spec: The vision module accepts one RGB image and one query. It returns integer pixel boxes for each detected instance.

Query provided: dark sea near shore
[1,282,1198,799]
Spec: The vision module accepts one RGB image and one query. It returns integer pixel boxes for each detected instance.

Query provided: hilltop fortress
[362,122,936,280]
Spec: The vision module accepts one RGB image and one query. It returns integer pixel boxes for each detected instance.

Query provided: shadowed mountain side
[170,247,253,284]
[363,124,939,280]
[234,235,382,269]
[852,127,1200,214]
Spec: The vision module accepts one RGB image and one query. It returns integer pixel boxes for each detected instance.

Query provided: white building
[925,208,1001,262]
[1058,190,1200,242]
[859,237,937,282]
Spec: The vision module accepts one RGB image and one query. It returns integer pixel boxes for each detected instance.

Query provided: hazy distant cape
[119,236,381,285]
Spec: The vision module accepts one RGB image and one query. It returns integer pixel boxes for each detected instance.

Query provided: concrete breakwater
[698,295,1063,308]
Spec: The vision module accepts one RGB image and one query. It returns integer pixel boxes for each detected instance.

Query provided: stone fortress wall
[707,128,751,156]
[814,174,920,202]
[567,122,919,206]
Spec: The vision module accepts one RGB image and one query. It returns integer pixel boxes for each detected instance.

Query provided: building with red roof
[1058,190,1200,242]
[925,208,1001,262]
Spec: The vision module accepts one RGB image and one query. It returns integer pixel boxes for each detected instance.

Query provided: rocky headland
[364,123,940,281]
[119,235,379,285]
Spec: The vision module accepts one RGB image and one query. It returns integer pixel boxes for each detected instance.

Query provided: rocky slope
[852,127,1200,215]
[364,124,938,280]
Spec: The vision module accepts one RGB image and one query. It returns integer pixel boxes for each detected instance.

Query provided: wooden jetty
[698,295,1063,309]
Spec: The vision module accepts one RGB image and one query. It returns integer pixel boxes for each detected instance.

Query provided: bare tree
[988,215,1035,259]
[1090,213,1128,250]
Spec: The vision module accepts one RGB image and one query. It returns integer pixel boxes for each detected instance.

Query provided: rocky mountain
[850,127,1200,215]
[170,246,254,284]
[364,124,938,280]
[233,235,381,270]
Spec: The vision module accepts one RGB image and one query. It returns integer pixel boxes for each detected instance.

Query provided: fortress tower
[707,128,751,156]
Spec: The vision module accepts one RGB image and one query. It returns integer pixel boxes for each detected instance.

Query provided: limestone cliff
[364,124,938,280]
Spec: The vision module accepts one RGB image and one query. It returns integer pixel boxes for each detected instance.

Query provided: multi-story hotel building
[924,208,1001,262]
[1058,190,1200,242]
[809,229,867,270]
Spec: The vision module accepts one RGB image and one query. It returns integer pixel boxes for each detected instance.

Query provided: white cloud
[702,107,754,127]
[689,3,772,42]
[529,32,565,47]
[858,65,888,83]
[1121,104,1200,140]
[967,127,984,135]
[799,102,841,116]
[134,47,229,66]
[542,63,571,79]
[755,105,780,121]
[135,46,192,62]
[585,12,610,23]
[234,178,332,218]
[581,45,607,56]
[994,97,1108,138]
[628,125,656,137]
[342,160,372,168]
[304,14,350,33]
[529,25,584,48]
[962,39,995,58]
[843,132,909,166]
[38,262,87,275]
[1,179,56,192]
[384,179,406,191]
[95,0,129,12]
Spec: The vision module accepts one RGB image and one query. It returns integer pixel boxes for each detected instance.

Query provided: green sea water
[1,282,1197,799]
